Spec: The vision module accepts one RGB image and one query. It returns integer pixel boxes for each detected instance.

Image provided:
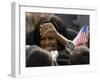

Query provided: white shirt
[50,50,59,62]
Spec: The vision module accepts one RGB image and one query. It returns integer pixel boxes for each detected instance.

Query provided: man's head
[26,45,53,67]
[70,46,89,65]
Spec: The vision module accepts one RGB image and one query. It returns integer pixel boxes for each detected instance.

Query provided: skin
[40,32,59,51]
[40,22,69,51]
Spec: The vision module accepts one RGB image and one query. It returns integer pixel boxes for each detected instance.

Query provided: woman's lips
[43,46,56,51]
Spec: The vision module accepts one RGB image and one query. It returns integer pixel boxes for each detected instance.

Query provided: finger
[40,25,47,32]
[40,25,45,35]
[41,29,51,37]
[40,23,52,35]
[40,23,49,33]
[40,26,55,36]
[40,22,55,36]
[40,27,49,36]
[40,24,43,31]
[40,26,49,36]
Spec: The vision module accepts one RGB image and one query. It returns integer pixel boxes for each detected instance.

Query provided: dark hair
[33,15,67,51]
[26,45,53,67]
[57,50,71,65]
[70,46,89,65]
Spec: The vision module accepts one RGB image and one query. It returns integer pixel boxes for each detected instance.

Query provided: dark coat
[57,50,71,65]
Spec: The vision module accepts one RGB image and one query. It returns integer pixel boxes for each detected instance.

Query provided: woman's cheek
[40,40,45,47]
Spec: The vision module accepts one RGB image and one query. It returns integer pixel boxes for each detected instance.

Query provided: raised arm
[40,22,69,47]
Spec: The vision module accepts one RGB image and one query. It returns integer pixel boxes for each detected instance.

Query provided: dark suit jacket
[57,50,71,65]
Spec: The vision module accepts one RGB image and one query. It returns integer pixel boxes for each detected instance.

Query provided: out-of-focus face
[40,33,58,51]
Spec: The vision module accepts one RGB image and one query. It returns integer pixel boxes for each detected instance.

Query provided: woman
[33,16,71,50]
[26,45,53,67]
[32,15,74,65]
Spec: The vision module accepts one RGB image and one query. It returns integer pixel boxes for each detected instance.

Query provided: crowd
[26,13,89,67]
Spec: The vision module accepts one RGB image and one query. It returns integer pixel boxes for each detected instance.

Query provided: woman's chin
[44,47,57,51]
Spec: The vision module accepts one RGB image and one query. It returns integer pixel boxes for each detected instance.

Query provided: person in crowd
[70,46,89,65]
[26,45,53,67]
[32,15,75,65]
[26,13,89,66]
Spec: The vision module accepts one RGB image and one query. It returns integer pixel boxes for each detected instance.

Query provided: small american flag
[73,26,89,46]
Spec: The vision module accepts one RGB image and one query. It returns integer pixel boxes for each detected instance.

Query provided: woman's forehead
[40,33,55,38]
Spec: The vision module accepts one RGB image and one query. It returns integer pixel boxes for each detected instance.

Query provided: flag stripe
[73,26,88,46]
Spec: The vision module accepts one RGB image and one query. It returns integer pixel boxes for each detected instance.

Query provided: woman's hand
[40,22,58,38]
[40,22,69,47]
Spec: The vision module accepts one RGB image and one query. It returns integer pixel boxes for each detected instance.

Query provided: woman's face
[40,32,58,51]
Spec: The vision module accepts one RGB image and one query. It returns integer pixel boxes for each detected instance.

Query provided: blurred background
[26,12,89,33]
